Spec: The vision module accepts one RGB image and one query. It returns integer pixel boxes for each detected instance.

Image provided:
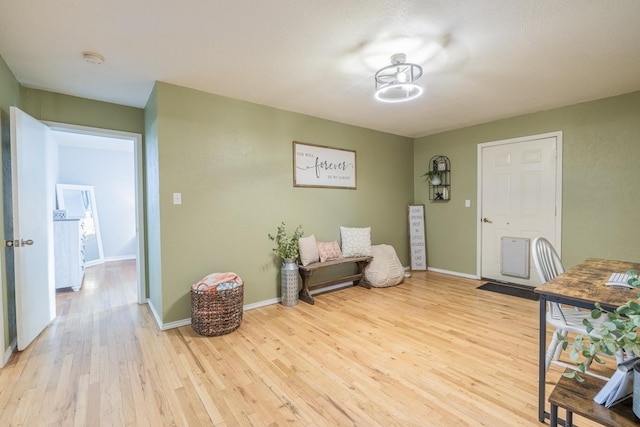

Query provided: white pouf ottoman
[365,244,404,288]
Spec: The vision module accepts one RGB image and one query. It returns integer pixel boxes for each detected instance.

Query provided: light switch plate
[465,199,471,208]
[173,193,182,205]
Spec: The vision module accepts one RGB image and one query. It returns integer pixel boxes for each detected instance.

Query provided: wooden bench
[298,256,373,305]
[548,370,637,427]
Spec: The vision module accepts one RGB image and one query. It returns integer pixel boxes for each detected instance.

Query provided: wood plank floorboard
[0,261,616,426]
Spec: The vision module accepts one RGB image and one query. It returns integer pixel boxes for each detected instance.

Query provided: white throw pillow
[298,234,319,266]
[365,244,404,288]
[340,226,372,257]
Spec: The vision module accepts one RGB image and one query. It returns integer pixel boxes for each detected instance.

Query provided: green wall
[3,49,640,335]
[149,82,414,323]
[414,90,640,274]
[20,88,144,134]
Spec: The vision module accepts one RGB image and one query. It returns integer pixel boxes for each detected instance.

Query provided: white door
[479,132,562,287]
[10,106,55,350]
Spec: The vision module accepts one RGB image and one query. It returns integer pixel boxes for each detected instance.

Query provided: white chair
[531,237,624,375]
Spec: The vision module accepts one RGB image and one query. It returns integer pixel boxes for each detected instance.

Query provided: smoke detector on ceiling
[83,51,104,65]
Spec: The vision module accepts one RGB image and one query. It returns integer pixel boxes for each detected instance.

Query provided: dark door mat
[477,282,539,301]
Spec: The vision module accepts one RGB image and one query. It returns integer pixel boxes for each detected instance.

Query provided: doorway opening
[48,122,146,305]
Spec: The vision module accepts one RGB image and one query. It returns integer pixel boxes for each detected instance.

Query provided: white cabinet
[54,219,86,291]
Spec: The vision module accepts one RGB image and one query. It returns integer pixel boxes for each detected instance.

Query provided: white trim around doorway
[45,121,147,305]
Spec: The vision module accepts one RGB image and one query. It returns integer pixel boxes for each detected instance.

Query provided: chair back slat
[532,237,566,321]
[532,237,564,283]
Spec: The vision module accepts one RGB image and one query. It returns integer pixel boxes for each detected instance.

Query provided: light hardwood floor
[0,261,612,426]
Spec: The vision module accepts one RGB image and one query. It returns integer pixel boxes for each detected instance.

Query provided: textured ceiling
[1,0,640,138]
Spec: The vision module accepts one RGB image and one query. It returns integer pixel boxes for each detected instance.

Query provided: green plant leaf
[577,362,586,374]
[604,322,617,331]
[569,349,579,361]
[552,288,640,382]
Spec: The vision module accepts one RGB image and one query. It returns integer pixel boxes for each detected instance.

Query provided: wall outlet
[173,193,182,205]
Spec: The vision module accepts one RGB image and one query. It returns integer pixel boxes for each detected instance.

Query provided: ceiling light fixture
[374,53,423,103]
[83,51,104,65]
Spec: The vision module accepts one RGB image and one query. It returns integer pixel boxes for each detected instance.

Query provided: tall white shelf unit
[54,219,86,291]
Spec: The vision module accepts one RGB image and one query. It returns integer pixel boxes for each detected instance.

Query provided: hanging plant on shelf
[422,170,441,186]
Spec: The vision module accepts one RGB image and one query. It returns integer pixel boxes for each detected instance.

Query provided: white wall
[54,132,136,261]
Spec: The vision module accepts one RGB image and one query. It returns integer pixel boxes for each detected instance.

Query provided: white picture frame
[293,141,356,189]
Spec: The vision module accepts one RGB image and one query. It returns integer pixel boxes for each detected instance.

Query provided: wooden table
[534,258,640,423]
[549,370,637,426]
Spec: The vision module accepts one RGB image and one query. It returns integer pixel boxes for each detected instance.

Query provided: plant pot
[429,175,441,186]
[281,258,299,306]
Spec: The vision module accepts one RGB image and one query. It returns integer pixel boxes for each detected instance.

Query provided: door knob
[21,239,34,246]
[482,218,492,223]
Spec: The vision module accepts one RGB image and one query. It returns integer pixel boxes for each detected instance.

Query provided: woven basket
[191,285,243,336]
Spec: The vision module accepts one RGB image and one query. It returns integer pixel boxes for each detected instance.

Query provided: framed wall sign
[408,204,427,270]
[293,141,356,189]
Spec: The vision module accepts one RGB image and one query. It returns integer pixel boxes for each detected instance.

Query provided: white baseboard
[427,267,480,280]
[151,297,285,331]
[149,271,480,331]
[104,255,136,262]
[154,282,359,330]
[161,318,192,330]
[244,298,280,311]
[2,338,16,367]
[147,299,164,330]
[85,255,136,268]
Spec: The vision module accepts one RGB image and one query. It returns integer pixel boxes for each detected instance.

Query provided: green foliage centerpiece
[559,269,640,382]
[268,222,304,306]
[268,222,304,261]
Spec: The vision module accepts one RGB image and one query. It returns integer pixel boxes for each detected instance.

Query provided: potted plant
[268,222,304,306]
[558,269,640,413]
[559,269,640,380]
[421,169,441,186]
[268,222,304,261]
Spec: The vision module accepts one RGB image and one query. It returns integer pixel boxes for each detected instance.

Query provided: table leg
[354,260,371,289]
[298,270,315,305]
[549,403,558,427]
[539,294,547,422]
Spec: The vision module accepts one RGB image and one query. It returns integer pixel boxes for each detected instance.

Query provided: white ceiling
[1,0,640,138]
